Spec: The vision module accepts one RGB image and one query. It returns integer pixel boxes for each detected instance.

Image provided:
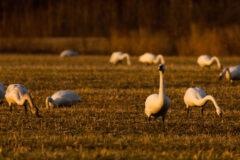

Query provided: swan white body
[109,51,131,65]
[145,64,170,124]
[5,84,39,117]
[46,90,83,109]
[0,82,5,103]
[139,53,165,64]
[219,65,240,82]
[184,88,222,116]
[60,50,79,58]
[197,55,222,69]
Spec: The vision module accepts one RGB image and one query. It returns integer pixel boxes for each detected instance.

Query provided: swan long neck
[201,95,222,114]
[225,68,231,80]
[155,55,165,64]
[123,53,131,65]
[24,94,39,116]
[211,56,222,69]
[159,71,165,106]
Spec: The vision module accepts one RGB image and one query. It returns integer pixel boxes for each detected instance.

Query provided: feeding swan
[5,84,40,117]
[197,55,222,69]
[60,50,79,58]
[109,51,131,65]
[184,87,222,117]
[46,90,83,109]
[139,53,165,64]
[219,65,240,83]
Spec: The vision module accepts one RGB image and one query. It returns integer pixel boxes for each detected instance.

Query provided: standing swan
[184,88,222,117]
[46,90,83,109]
[145,64,170,125]
[0,82,5,104]
[109,51,131,65]
[219,65,240,83]
[60,50,79,58]
[197,55,222,69]
[139,53,165,64]
[5,84,40,117]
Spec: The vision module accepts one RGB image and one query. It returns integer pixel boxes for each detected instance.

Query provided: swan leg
[162,116,166,129]
[162,116,165,124]
[148,116,151,121]
[9,103,12,112]
[201,107,204,116]
[186,106,190,117]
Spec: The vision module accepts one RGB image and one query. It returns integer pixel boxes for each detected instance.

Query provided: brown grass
[0,55,239,159]
[176,24,240,56]
[2,24,240,55]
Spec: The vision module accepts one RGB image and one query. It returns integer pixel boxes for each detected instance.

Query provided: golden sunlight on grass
[0,55,239,159]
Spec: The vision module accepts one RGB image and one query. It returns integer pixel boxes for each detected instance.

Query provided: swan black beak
[218,112,223,119]
[219,113,223,123]
[158,64,165,73]
[218,75,223,81]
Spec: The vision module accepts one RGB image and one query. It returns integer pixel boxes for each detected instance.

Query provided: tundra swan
[184,87,222,117]
[139,53,165,64]
[46,90,83,109]
[109,51,131,65]
[60,50,79,58]
[5,84,40,117]
[197,55,222,69]
[0,82,5,104]
[145,64,170,125]
[219,65,240,83]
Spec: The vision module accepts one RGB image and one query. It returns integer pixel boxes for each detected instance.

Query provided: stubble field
[0,54,240,159]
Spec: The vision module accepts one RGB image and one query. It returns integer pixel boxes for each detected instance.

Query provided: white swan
[109,51,131,65]
[46,90,83,109]
[139,53,165,64]
[0,82,5,104]
[60,50,79,58]
[145,64,170,124]
[5,84,39,117]
[184,87,222,117]
[197,55,222,69]
[219,65,240,83]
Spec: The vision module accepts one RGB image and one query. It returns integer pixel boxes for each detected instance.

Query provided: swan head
[216,109,223,117]
[158,64,165,73]
[218,72,224,81]
[30,106,40,117]
[45,96,54,109]
[123,53,131,65]
[218,67,228,81]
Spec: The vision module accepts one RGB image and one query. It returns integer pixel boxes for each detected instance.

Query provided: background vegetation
[1,0,240,55]
[0,55,240,159]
